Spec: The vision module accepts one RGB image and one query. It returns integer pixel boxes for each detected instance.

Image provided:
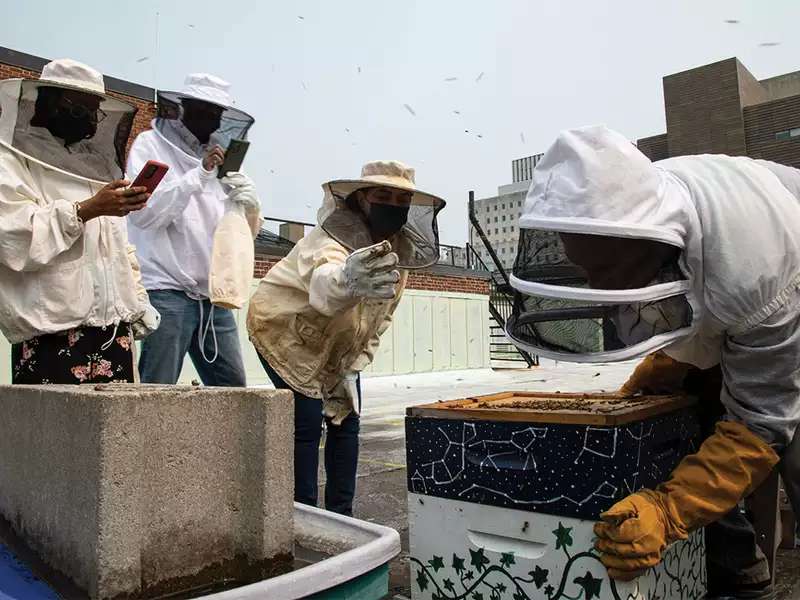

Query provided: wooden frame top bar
[406,391,696,426]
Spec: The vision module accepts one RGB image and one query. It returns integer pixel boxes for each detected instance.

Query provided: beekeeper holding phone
[0,58,159,384]
[126,73,262,386]
[247,160,446,516]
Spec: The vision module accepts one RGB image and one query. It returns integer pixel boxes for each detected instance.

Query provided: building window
[502,227,506,233]
[502,203,506,210]
[493,216,498,223]
[501,248,505,254]
[494,205,498,211]
[502,215,506,221]
[775,127,800,140]
[518,200,522,207]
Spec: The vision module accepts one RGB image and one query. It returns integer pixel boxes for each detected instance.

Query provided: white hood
[521,125,693,248]
[511,125,800,367]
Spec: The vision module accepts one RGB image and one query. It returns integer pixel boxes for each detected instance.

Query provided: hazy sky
[2,1,799,244]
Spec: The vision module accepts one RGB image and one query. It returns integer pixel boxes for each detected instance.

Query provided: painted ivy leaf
[464,570,475,581]
[452,553,466,574]
[513,591,528,600]
[552,521,574,550]
[544,584,555,597]
[530,565,549,588]
[469,547,490,573]
[573,570,603,600]
[472,593,484,600]
[497,582,507,593]
[443,578,455,592]
[428,555,445,572]
[490,590,502,600]
[500,552,516,568]
[416,569,429,591]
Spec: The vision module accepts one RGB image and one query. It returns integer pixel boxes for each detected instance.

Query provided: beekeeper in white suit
[507,125,800,599]
[126,73,261,386]
[247,160,446,516]
[0,58,159,384]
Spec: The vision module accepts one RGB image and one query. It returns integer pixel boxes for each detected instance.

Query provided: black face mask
[48,110,97,146]
[368,203,410,241]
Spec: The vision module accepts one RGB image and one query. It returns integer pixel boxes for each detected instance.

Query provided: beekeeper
[247,160,445,516]
[126,73,262,386]
[0,58,159,384]
[506,125,800,598]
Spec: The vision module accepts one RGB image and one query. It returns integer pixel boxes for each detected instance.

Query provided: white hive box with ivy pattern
[405,392,707,600]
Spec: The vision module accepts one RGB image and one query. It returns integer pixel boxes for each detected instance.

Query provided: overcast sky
[2,0,799,244]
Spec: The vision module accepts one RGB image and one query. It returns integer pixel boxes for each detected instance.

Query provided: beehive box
[406,392,706,600]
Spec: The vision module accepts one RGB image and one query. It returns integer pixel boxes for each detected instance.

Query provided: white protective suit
[0,61,153,344]
[512,126,800,450]
[127,126,230,298]
[0,148,150,343]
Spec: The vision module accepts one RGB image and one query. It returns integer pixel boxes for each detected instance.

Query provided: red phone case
[131,160,169,194]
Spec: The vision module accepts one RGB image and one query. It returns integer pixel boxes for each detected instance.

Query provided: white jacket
[522,126,800,449]
[126,124,232,298]
[0,144,149,344]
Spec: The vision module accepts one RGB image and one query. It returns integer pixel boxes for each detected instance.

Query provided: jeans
[259,354,361,516]
[139,290,246,386]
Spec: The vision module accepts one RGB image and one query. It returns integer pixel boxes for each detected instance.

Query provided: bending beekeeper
[126,73,262,386]
[0,59,159,384]
[506,125,800,599]
[247,160,446,516]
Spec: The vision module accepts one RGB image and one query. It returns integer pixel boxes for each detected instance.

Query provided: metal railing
[468,191,537,368]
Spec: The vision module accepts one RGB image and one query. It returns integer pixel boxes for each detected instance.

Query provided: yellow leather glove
[594,421,779,581]
[617,351,692,397]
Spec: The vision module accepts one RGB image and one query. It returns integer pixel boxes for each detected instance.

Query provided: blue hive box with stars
[405,391,707,600]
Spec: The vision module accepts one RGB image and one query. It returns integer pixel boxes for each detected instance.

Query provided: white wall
[0,284,490,385]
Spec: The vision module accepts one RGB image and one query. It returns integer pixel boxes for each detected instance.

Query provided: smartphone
[217,139,250,179]
[130,160,169,193]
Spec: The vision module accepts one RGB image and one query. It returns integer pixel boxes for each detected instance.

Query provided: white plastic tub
[0,503,400,600]
[198,502,401,600]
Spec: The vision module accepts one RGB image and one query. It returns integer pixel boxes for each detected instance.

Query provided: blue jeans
[259,355,361,516]
[139,290,246,386]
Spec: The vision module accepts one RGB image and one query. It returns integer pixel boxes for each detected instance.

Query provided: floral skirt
[11,324,135,385]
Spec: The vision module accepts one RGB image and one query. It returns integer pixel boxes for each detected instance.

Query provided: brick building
[637,57,800,167]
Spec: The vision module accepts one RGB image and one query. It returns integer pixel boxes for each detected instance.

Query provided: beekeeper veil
[0,58,136,183]
[154,73,254,159]
[506,126,698,363]
[319,160,446,269]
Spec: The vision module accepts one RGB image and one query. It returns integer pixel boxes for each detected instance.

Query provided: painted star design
[552,521,573,550]
[428,555,445,572]
[469,547,490,573]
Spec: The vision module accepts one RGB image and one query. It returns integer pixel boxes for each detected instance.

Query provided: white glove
[342,241,400,300]
[322,371,360,425]
[221,172,260,211]
[131,304,161,340]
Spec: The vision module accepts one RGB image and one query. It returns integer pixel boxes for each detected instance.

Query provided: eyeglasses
[59,96,108,124]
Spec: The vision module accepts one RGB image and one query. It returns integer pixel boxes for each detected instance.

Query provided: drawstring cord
[197,299,219,364]
[100,322,119,351]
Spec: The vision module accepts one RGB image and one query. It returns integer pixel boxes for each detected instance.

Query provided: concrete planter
[0,384,294,599]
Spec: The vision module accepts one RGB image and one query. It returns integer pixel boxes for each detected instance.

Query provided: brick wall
[0,62,155,157]
[637,133,669,162]
[664,58,748,157]
[744,94,800,169]
[255,254,489,295]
